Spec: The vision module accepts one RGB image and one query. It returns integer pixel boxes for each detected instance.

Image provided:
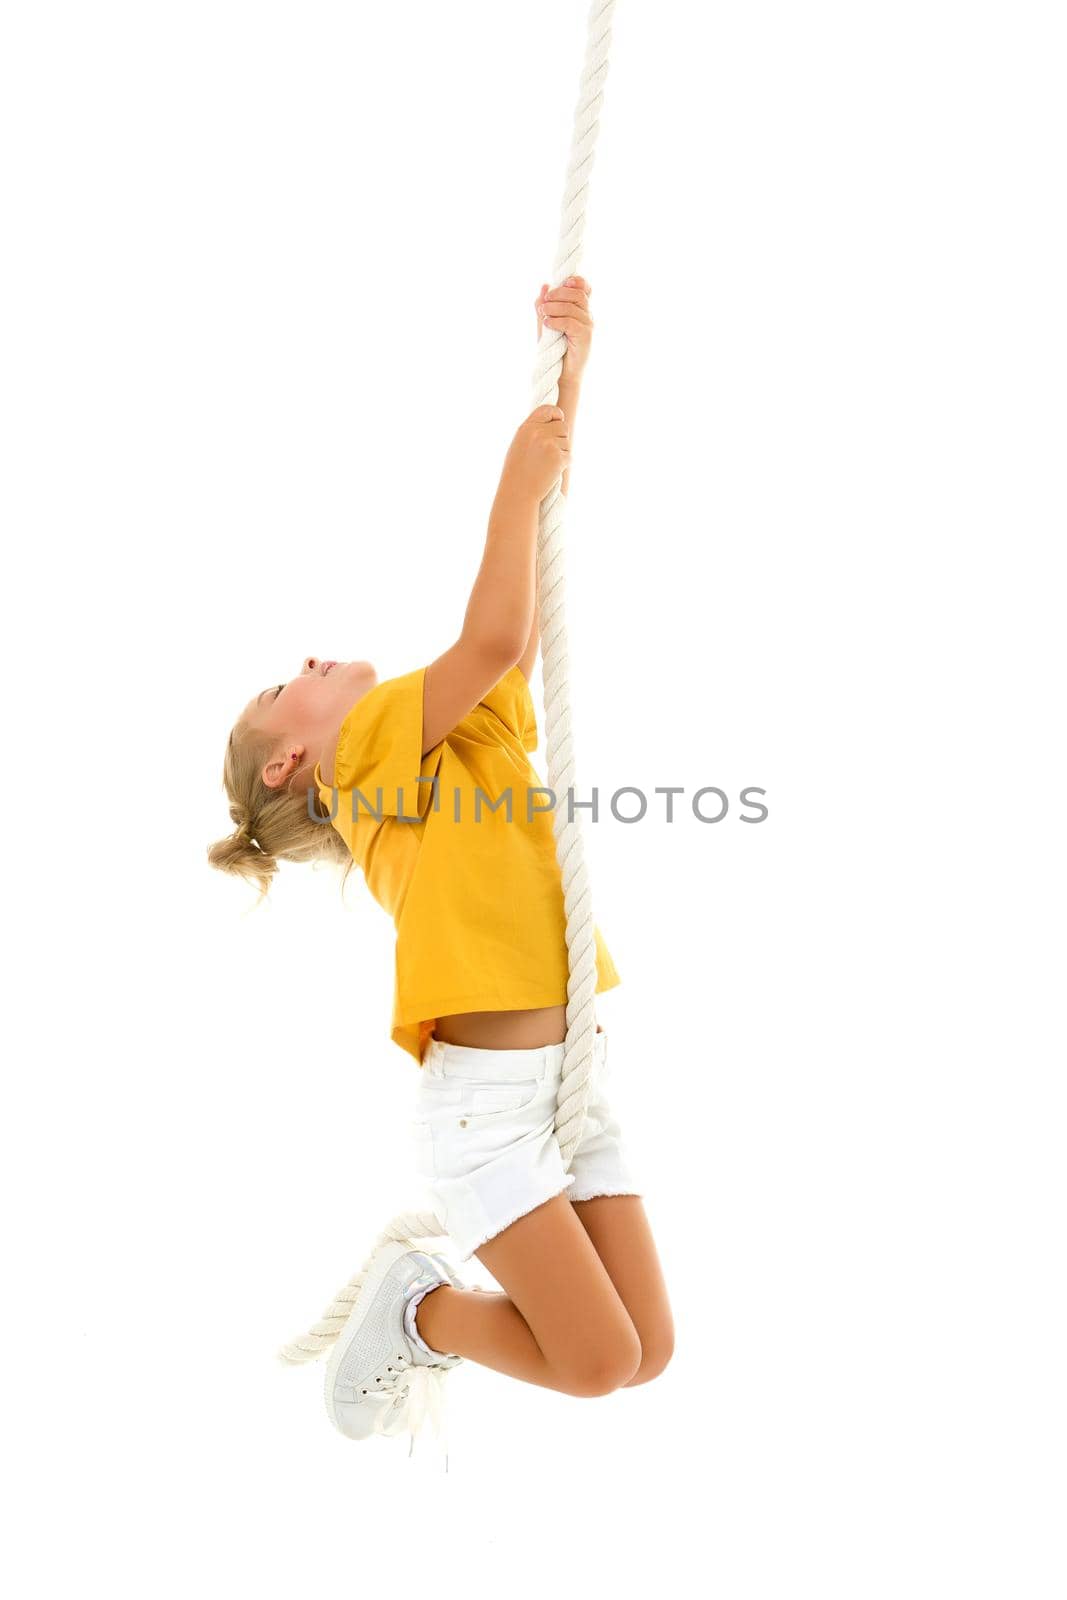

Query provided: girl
[209,278,674,1441]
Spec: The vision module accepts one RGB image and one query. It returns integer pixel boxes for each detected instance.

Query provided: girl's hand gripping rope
[535,275,594,385]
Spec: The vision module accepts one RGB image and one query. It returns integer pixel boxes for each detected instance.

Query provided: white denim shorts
[410,1026,643,1262]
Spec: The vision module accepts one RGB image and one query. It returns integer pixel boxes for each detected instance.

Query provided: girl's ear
[262,747,304,790]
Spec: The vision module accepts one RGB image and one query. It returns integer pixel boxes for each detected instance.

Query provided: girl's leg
[415,1192,642,1396]
[570,1195,676,1386]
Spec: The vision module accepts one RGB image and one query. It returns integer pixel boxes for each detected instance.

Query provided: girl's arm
[514,280,592,679]
[422,406,570,754]
[514,372,582,681]
[423,280,592,741]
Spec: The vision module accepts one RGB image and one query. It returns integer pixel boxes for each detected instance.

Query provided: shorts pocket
[463,1078,542,1122]
[411,1074,546,1184]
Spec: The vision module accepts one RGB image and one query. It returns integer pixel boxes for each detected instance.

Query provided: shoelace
[373,1361,452,1468]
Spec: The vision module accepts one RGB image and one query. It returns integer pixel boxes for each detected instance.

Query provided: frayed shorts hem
[458,1176,576,1261]
[568,1184,645,1205]
[458,1180,645,1262]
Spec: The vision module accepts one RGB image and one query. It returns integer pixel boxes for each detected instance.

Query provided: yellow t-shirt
[313,664,621,1066]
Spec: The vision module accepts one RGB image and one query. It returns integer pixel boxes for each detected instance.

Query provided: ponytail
[207,720,353,903]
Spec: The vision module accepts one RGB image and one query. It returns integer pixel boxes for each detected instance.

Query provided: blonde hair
[207,716,354,903]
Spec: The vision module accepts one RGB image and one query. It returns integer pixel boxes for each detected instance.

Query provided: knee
[556,1329,644,1398]
[622,1329,675,1388]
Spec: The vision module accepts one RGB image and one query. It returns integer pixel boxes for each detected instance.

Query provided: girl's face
[241,656,377,790]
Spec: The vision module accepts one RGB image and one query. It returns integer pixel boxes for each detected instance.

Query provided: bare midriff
[432,1004,573,1050]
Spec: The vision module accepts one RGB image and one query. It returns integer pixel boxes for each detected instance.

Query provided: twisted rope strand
[533,0,617,1168]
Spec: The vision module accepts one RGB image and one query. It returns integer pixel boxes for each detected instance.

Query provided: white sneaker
[324,1240,465,1447]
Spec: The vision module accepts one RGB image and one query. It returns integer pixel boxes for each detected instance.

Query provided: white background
[3,2,1064,1595]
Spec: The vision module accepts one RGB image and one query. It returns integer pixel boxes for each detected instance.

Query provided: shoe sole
[323,1238,417,1436]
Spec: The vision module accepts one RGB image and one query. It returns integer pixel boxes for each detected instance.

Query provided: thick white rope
[532,0,617,1169]
[280,0,617,1365]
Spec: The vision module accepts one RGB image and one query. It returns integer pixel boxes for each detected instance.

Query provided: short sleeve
[480,665,539,752]
[326,668,439,820]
